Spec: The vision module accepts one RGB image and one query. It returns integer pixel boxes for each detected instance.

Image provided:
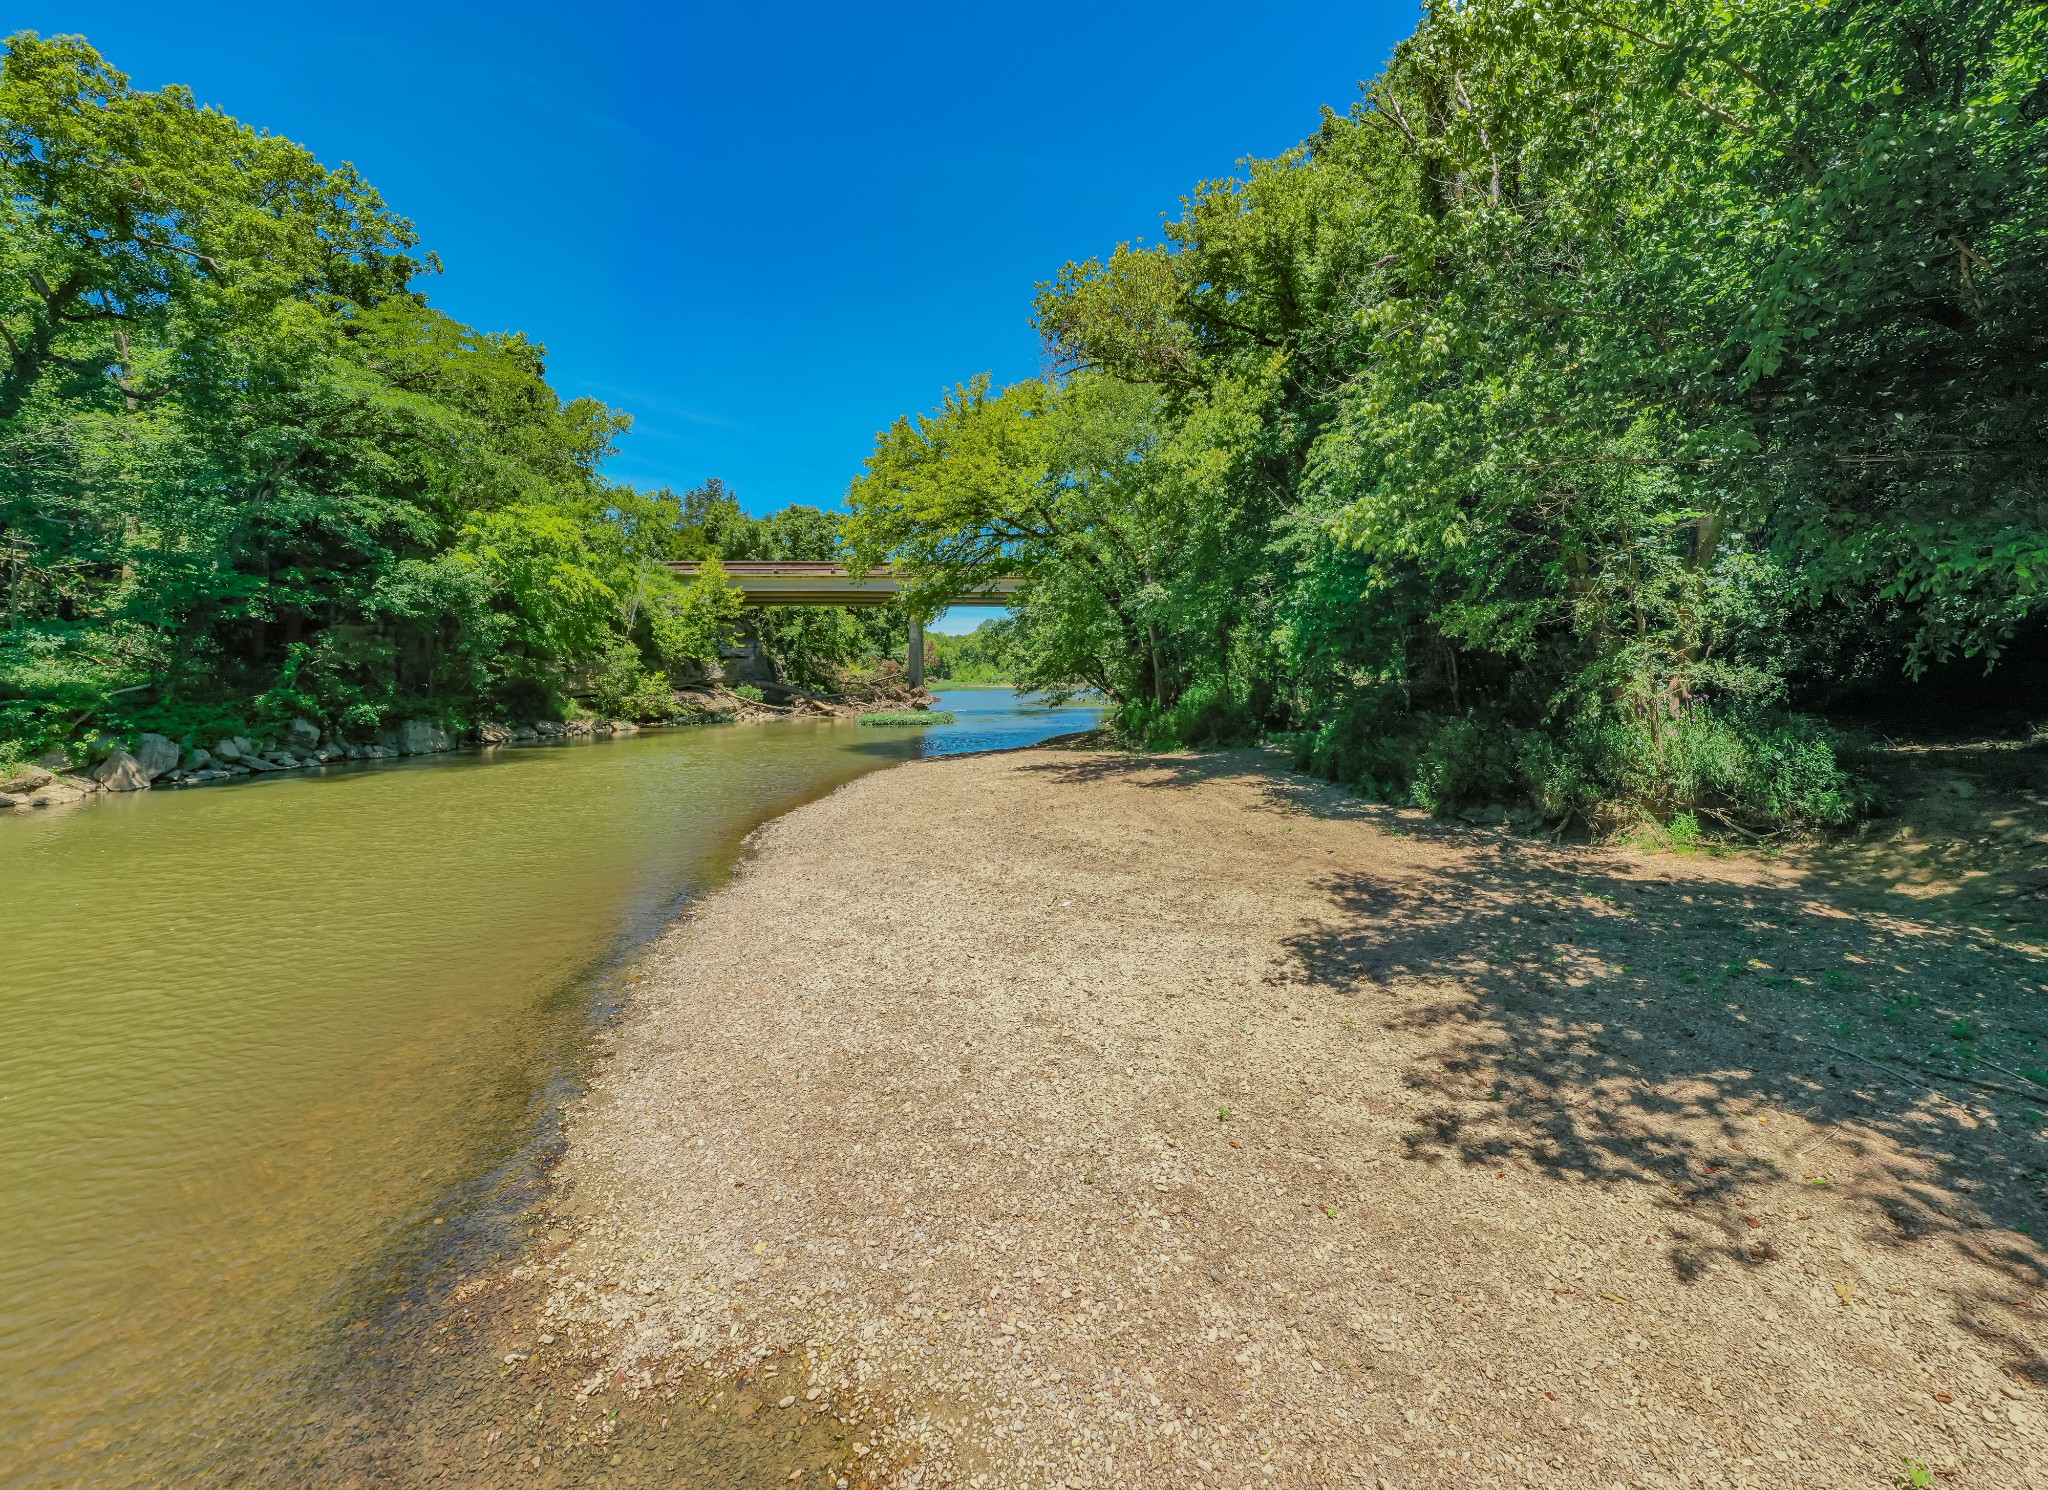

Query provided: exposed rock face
[90,749,151,792]
[135,733,180,781]
[8,774,95,807]
[396,719,456,755]
[289,718,322,751]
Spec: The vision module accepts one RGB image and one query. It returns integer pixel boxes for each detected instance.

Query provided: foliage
[846,0,2048,830]
[859,710,955,726]
[928,618,1020,683]
[0,36,868,755]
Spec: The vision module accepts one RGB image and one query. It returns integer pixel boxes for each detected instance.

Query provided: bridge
[666,562,1022,688]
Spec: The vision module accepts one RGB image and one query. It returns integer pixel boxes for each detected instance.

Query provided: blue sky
[13,3,1415,629]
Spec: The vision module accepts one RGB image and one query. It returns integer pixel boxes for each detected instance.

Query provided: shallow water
[0,690,1096,1489]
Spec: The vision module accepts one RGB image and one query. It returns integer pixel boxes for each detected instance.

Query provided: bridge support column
[908,615,925,690]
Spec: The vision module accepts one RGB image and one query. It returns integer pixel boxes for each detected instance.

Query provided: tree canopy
[848,0,2048,830]
[0,34,890,761]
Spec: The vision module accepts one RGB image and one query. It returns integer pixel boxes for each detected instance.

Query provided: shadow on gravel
[1024,747,2048,1384]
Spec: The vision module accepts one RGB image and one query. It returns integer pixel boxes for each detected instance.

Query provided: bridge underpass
[666,562,1022,689]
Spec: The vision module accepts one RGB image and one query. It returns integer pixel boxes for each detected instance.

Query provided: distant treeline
[0,36,896,764]
[928,620,1020,684]
[846,0,2048,831]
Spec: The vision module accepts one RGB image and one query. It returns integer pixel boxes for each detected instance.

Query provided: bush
[586,640,676,720]
[733,683,766,703]
[1296,690,1859,834]
[860,710,956,726]
[1291,696,1426,801]
[1411,714,1521,815]
[1528,705,1858,832]
[1117,679,1258,750]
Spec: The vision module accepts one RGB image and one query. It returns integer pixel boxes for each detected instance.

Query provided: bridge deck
[666,562,1021,608]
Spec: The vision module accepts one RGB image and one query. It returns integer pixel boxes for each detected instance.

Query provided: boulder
[397,719,455,755]
[90,749,151,792]
[18,775,94,807]
[135,733,180,781]
[183,747,215,771]
[34,748,68,770]
[288,717,322,751]
[214,738,244,763]
[232,736,256,758]
[0,766,54,796]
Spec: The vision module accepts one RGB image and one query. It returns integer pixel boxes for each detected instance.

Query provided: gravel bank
[543,745,2047,1490]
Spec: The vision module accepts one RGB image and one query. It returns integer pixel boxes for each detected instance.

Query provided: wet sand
[539,745,2048,1489]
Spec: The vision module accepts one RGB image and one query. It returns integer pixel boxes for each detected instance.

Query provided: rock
[397,719,458,755]
[183,747,215,771]
[34,748,68,770]
[478,722,513,745]
[289,717,322,751]
[90,749,151,792]
[214,738,244,763]
[135,733,180,781]
[609,720,640,734]
[1458,804,1509,826]
[238,754,280,773]
[17,775,95,807]
[0,766,54,796]
[232,736,256,758]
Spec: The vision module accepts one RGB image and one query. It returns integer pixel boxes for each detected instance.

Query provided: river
[0,689,1099,1489]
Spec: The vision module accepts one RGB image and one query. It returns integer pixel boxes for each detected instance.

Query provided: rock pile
[4,714,660,810]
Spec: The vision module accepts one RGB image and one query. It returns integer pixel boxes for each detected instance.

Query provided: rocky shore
[0,679,937,812]
[530,745,2046,1490]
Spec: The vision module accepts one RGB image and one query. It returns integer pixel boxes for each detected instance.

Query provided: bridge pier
[908,616,925,690]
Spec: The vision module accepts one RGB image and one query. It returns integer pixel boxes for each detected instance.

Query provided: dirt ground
[540,741,2048,1490]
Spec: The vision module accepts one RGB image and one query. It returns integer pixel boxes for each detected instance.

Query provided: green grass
[858,710,956,726]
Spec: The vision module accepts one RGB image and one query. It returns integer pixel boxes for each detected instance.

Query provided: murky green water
[0,691,1096,1489]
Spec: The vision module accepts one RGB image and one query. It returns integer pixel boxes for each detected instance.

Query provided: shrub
[732,683,766,703]
[1527,705,1857,832]
[860,710,956,726]
[1115,679,1257,750]
[1411,714,1521,814]
[586,640,676,720]
[1291,695,1426,802]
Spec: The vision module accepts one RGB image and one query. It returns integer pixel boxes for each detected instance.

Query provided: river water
[0,689,1097,1489]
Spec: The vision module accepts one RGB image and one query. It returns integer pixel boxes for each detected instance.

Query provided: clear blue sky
[13,2,1415,629]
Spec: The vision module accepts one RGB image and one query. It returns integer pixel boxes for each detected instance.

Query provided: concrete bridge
[666,562,1021,688]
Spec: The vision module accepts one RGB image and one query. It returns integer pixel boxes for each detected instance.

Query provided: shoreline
[524,745,2047,1489]
[0,681,950,814]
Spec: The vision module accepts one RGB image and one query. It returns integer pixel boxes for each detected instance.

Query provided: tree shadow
[1273,836,2048,1380]
[1013,746,2048,1377]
